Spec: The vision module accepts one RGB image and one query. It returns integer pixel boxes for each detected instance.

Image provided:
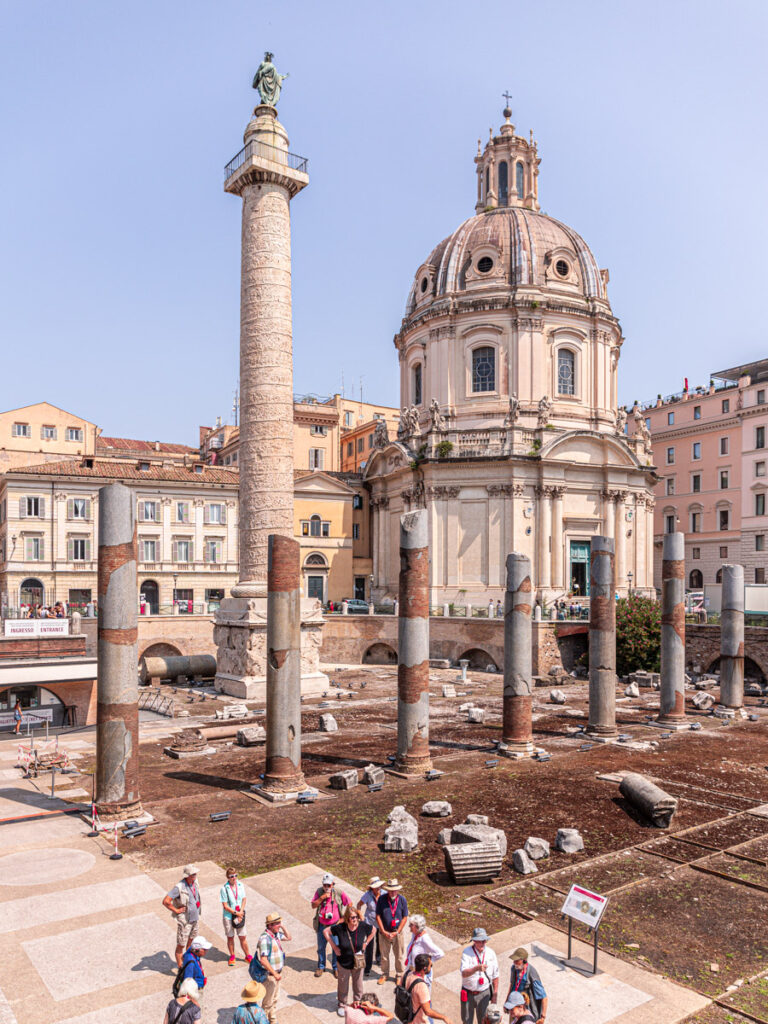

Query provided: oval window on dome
[420,276,429,293]
[477,256,494,274]
[555,258,570,278]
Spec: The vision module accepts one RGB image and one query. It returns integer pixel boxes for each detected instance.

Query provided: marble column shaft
[720,564,745,709]
[236,178,294,593]
[96,483,142,817]
[501,553,534,756]
[396,509,432,772]
[263,534,305,792]
[537,487,552,589]
[587,536,617,737]
[658,532,686,722]
[551,489,564,591]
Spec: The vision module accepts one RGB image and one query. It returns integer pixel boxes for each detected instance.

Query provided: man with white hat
[249,911,292,1024]
[163,864,202,968]
[459,927,499,1024]
[357,876,384,977]
[375,878,409,986]
[179,935,211,992]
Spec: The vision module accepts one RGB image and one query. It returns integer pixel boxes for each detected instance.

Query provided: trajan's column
[214,54,326,698]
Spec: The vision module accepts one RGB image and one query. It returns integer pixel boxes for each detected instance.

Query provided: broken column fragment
[619,772,678,828]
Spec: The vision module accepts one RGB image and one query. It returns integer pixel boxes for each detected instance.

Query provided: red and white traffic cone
[110,822,122,861]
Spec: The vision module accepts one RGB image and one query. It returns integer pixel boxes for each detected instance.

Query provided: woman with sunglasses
[325,904,374,1016]
[220,868,252,967]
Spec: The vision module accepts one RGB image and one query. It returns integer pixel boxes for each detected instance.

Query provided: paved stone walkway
[0,730,709,1023]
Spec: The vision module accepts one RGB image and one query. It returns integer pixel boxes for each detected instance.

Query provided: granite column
[720,564,745,709]
[587,536,617,739]
[500,553,534,757]
[658,532,686,723]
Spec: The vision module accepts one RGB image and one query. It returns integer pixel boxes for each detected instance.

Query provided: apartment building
[0,458,238,615]
[629,359,768,588]
[0,402,99,472]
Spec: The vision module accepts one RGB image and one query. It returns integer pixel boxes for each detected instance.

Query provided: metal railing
[225,140,309,180]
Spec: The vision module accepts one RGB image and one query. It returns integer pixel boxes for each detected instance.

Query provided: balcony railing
[225,140,309,180]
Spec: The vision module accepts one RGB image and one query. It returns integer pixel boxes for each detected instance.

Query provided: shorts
[223,914,247,938]
[176,918,199,946]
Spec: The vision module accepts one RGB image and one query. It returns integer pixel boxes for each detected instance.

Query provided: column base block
[583,732,619,744]
[648,719,689,731]
[498,740,535,759]
[250,784,316,804]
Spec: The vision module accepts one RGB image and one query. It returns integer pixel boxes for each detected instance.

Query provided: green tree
[615,594,661,676]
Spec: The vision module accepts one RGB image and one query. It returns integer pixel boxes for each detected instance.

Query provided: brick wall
[0,636,86,660]
[685,624,768,680]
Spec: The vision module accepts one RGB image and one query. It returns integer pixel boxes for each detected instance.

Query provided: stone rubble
[319,713,338,732]
[383,819,419,852]
[512,847,538,874]
[329,768,358,790]
[555,828,584,853]
[421,800,452,817]
[363,764,385,786]
[451,822,507,857]
[549,689,566,705]
[465,814,489,825]
[467,707,486,723]
[624,682,640,698]
[236,726,267,746]
[523,836,551,860]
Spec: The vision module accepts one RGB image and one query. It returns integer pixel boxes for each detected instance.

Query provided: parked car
[343,598,370,614]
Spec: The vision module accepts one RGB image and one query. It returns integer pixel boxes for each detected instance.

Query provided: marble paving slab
[200,883,316,951]
[0,874,164,933]
[22,913,176,1000]
[0,847,95,886]
[0,814,84,850]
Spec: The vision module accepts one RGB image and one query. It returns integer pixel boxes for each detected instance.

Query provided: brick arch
[139,641,183,661]
[705,655,766,684]
[362,642,397,665]
[458,648,498,671]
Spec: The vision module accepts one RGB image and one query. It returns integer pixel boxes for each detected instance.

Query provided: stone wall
[685,624,768,681]
[0,636,86,660]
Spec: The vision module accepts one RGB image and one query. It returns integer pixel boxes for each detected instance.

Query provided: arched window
[310,514,322,537]
[498,161,508,206]
[412,364,422,406]
[472,347,496,393]
[305,553,327,567]
[689,569,703,589]
[557,349,575,396]
[485,167,489,198]
[516,161,525,199]
[716,568,723,584]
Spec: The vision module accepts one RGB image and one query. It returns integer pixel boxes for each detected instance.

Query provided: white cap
[322,872,334,884]
[189,937,212,951]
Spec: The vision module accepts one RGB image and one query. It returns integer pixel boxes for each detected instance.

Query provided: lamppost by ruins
[173,573,178,613]
[627,570,633,595]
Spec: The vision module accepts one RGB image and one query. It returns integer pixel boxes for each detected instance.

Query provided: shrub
[615,594,661,676]
[435,440,454,458]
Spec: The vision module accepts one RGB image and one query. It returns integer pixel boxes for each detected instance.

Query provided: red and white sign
[3,619,69,638]
[561,884,608,928]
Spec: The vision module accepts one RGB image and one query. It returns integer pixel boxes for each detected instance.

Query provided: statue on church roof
[373,418,390,449]
[615,407,627,434]
[537,395,553,427]
[253,52,289,107]
[504,393,520,427]
[429,398,446,433]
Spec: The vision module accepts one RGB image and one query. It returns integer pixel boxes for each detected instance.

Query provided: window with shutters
[666,478,675,496]
[352,494,363,510]
[345,411,353,427]
[0,499,5,524]
[309,448,325,470]
[174,538,192,562]
[141,539,157,561]
[69,498,89,520]
[25,537,43,560]
[310,424,327,436]
[22,497,43,518]
[722,398,730,413]
[309,515,322,537]
[347,442,353,456]
[139,501,158,522]
[176,501,189,523]
[204,538,223,563]
[70,538,89,561]
[719,437,729,455]
[692,442,701,460]
[692,547,701,559]
[66,427,83,442]
[12,423,31,438]
[206,503,225,525]
[41,425,57,440]
[368,433,374,449]
[357,437,364,453]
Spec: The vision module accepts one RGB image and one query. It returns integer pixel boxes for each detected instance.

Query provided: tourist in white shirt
[459,928,499,1024]
[404,914,444,988]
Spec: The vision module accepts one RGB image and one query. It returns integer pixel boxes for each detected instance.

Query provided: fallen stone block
[451,822,507,857]
[444,841,503,883]
[555,828,584,853]
[512,848,538,874]
[619,772,678,828]
[465,814,489,826]
[442,684,457,698]
[319,713,338,732]
[387,805,418,828]
[459,702,474,712]
[746,683,764,697]
[422,800,452,817]
[524,836,550,861]
[549,689,566,705]
[363,764,385,786]
[383,821,418,852]
[467,707,486,723]
[692,691,715,710]
[329,769,359,791]
[624,682,640,698]
[437,827,453,845]
[236,726,266,747]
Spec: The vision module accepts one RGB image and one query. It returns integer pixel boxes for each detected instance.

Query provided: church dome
[406,207,606,317]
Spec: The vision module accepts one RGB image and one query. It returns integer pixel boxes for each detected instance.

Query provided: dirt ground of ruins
[80,666,768,1024]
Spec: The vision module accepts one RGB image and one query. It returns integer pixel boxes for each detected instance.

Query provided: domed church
[364,107,657,607]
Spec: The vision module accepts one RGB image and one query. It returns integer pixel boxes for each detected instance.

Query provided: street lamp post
[369,573,374,602]
[173,573,178,614]
[627,570,633,595]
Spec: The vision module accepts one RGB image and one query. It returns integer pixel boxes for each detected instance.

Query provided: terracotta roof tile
[97,436,197,455]
[7,459,238,485]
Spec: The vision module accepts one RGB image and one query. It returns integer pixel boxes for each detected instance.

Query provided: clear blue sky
[2,1,766,442]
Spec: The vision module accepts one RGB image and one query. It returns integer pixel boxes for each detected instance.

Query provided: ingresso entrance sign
[3,620,69,638]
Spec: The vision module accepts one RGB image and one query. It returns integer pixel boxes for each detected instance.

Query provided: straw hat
[384,878,402,891]
[241,980,266,1004]
[369,876,383,888]
[266,912,282,925]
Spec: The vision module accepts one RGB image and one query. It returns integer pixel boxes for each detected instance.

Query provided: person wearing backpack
[396,954,455,1024]
[312,872,350,977]
[177,937,210,993]
[232,980,269,1024]
[163,978,200,1024]
[503,993,536,1022]
[503,948,547,1024]
[249,912,291,1024]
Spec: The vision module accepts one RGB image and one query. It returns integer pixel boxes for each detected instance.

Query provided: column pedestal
[213,596,328,700]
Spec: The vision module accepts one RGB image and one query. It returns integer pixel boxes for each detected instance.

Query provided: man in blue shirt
[504,947,547,1024]
[375,878,408,986]
[180,937,211,991]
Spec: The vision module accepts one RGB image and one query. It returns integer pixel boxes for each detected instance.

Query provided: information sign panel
[561,884,608,928]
